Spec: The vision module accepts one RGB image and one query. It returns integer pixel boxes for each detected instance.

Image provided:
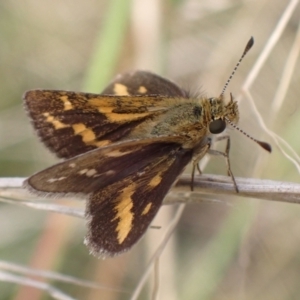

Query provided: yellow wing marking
[60,95,73,110]
[105,149,133,157]
[138,86,147,94]
[72,123,95,143]
[148,173,162,188]
[43,113,69,129]
[141,203,152,215]
[113,183,136,244]
[113,83,130,95]
[43,113,110,147]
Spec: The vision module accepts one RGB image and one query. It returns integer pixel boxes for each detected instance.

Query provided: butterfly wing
[86,142,193,255]
[23,72,186,159]
[101,70,187,97]
[25,137,193,256]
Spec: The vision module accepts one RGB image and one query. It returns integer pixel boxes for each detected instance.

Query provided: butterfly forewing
[24,91,160,159]
[23,72,186,160]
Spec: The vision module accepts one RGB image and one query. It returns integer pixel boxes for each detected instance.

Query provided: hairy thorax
[126,95,239,149]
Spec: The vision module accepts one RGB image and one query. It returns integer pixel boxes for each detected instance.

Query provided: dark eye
[209,119,226,134]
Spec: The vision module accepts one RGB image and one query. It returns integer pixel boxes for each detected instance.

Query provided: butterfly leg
[208,135,239,193]
[191,138,211,191]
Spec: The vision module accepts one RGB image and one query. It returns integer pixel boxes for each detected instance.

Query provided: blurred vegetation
[0,0,300,299]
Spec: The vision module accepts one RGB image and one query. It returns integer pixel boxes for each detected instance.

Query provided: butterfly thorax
[147,95,239,149]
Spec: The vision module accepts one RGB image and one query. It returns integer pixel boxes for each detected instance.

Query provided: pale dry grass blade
[271,21,300,118]
[1,175,300,209]
[0,270,76,300]
[0,261,127,293]
[242,0,299,90]
[239,0,300,173]
[130,204,186,300]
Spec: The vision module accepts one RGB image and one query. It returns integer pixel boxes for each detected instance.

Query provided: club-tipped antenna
[226,117,272,153]
[220,37,254,97]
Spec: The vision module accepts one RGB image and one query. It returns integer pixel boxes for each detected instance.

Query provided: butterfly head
[207,93,239,135]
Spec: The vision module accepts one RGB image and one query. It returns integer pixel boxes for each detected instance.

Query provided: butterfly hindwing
[85,140,193,255]
[24,136,188,195]
[101,70,187,97]
[25,137,193,255]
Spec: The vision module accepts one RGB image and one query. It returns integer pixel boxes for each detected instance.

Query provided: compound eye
[209,119,226,134]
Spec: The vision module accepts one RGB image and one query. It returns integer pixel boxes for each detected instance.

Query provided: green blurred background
[1,0,300,299]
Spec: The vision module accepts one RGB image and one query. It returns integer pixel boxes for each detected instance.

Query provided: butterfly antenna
[226,117,272,152]
[220,37,254,97]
